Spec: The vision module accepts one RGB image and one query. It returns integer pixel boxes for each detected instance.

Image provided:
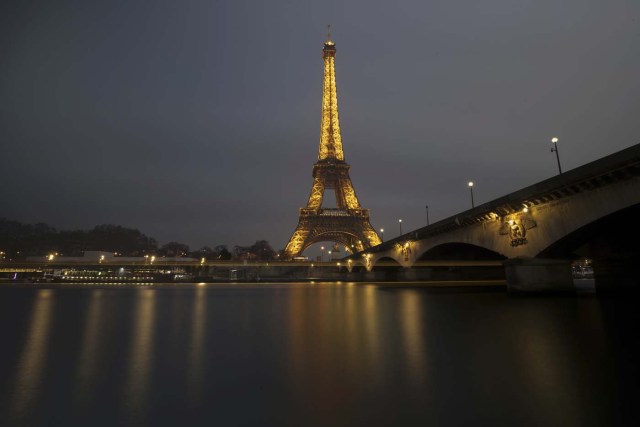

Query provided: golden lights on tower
[283,34,382,259]
[318,39,344,161]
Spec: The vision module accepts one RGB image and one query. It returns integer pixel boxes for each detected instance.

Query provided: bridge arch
[537,203,640,259]
[417,242,506,261]
[411,242,507,281]
[368,252,404,269]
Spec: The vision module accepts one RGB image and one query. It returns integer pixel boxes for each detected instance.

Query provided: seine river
[0,283,636,426]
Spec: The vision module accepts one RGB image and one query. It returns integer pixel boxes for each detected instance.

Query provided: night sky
[2,0,639,255]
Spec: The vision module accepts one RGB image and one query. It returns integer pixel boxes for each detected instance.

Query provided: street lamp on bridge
[468,181,475,208]
[380,228,384,242]
[398,219,403,236]
[551,137,562,175]
[425,205,430,226]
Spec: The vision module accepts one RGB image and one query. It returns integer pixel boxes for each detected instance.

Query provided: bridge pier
[398,268,417,281]
[504,258,574,294]
[397,268,439,281]
[592,256,639,294]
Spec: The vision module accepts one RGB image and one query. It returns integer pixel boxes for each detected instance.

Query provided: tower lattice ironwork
[283,35,381,259]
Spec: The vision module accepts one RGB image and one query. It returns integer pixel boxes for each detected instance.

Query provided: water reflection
[513,300,610,425]
[75,290,105,407]
[343,283,359,374]
[399,290,427,387]
[187,287,207,405]
[362,285,382,375]
[286,284,428,421]
[10,289,55,421]
[122,289,156,424]
[0,284,634,426]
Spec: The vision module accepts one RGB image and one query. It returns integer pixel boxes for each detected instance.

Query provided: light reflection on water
[400,290,427,387]
[74,290,105,407]
[9,289,55,420]
[122,289,156,425]
[0,283,636,426]
[187,287,206,406]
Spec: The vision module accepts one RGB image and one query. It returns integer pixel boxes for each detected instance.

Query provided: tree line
[0,219,276,261]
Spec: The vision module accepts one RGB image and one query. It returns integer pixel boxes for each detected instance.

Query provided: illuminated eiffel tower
[283,33,381,259]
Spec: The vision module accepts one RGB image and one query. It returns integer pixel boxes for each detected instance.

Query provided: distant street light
[320,246,325,262]
[380,228,384,242]
[425,205,430,226]
[551,137,562,174]
[398,219,403,236]
[468,182,475,208]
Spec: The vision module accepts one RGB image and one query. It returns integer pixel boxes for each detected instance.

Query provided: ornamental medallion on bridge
[500,217,537,247]
[395,241,412,262]
[283,35,381,259]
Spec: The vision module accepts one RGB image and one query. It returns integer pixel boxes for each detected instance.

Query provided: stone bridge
[346,143,640,293]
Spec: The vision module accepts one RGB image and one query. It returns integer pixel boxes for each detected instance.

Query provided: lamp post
[551,137,562,174]
[468,182,475,208]
[398,219,403,236]
[320,246,325,262]
[380,228,384,242]
[425,205,430,226]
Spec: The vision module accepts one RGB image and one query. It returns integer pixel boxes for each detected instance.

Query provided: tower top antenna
[327,24,331,41]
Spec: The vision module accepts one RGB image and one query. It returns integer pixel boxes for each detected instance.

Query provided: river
[0,283,636,426]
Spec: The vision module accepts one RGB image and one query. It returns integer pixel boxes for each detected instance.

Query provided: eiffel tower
[283,34,381,259]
